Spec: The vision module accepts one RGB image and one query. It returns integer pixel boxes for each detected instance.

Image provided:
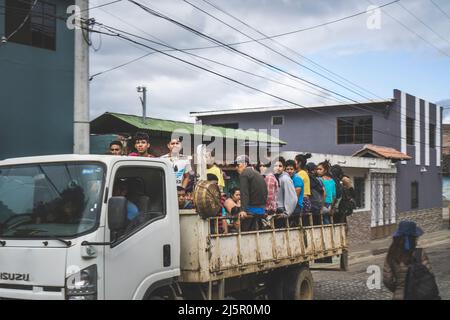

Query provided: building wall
[347,210,372,246]
[198,102,393,155]
[0,0,75,159]
[393,90,442,213]
[398,207,444,233]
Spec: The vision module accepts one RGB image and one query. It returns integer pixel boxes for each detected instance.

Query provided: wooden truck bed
[179,210,348,283]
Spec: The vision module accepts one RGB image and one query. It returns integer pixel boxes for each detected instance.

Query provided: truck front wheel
[283,266,314,300]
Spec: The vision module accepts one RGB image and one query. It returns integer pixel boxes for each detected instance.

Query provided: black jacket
[239,167,268,210]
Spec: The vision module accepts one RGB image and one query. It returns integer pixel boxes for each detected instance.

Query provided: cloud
[88,0,450,124]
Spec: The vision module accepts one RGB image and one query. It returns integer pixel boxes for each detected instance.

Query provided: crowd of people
[220,153,357,232]
[107,132,357,232]
[107,133,442,300]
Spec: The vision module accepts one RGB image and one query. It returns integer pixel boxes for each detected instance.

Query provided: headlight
[65,264,97,300]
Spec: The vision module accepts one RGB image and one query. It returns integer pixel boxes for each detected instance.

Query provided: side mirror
[108,196,127,233]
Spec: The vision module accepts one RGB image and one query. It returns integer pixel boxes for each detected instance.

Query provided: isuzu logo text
[0,273,30,282]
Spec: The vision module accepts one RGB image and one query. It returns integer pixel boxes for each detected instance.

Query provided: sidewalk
[348,228,450,262]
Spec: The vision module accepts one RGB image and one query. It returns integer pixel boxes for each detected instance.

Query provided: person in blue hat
[383,220,435,300]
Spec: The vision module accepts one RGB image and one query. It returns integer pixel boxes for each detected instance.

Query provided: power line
[86,0,399,93]
[83,0,123,12]
[128,0,373,105]
[130,0,441,126]
[136,1,344,102]
[2,1,441,126]
[429,0,450,21]
[208,0,401,43]
[90,21,439,146]
[90,51,156,80]
[182,0,376,102]
[92,6,231,87]
[200,0,386,101]
[366,0,450,57]
[93,20,343,103]
[397,1,450,47]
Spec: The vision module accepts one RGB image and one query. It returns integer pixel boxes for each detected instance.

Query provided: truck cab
[0,155,180,300]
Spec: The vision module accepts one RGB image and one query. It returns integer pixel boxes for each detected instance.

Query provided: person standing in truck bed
[128,132,155,158]
[235,155,268,231]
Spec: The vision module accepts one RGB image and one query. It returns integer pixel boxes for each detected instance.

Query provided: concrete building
[0,0,75,159]
[193,89,444,242]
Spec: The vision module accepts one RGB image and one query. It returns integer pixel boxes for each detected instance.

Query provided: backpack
[309,174,324,215]
[404,248,441,300]
[333,177,343,200]
[338,187,356,217]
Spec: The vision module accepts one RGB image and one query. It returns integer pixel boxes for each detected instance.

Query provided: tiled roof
[352,144,412,161]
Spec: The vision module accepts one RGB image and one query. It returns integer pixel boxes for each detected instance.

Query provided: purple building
[192,89,444,241]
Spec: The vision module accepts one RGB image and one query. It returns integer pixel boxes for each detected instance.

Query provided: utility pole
[73,0,90,154]
[137,86,147,122]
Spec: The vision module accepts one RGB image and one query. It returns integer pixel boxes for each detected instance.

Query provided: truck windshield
[0,162,105,239]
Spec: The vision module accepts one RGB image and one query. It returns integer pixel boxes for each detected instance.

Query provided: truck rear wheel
[283,266,314,300]
[340,250,349,271]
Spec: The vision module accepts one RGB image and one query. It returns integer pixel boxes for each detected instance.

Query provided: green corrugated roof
[107,112,286,145]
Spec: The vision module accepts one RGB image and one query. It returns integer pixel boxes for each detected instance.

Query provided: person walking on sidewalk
[383,221,440,300]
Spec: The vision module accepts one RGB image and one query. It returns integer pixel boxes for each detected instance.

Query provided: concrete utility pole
[137,86,147,122]
[73,0,90,154]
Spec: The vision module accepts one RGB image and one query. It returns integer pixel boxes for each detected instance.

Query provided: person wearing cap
[383,221,435,300]
[235,155,268,230]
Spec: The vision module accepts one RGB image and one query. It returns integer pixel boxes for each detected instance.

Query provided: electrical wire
[429,0,450,21]
[366,0,450,57]
[397,1,450,46]
[129,0,440,126]
[200,0,386,101]
[89,22,439,147]
[182,0,376,102]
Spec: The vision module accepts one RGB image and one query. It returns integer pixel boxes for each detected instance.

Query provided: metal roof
[190,100,393,117]
[92,112,286,145]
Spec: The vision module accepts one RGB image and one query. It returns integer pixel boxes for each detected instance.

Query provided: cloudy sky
[88,0,450,123]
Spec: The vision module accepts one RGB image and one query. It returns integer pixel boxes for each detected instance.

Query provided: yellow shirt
[207,165,225,188]
[298,170,311,196]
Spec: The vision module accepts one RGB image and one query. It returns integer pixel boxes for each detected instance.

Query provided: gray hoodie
[276,172,298,215]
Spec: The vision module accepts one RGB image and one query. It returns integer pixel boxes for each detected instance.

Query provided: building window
[411,181,419,209]
[271,116,284,126]
[5,0,56,51]
[354,177,365,209]
[337,116,372,144]
[430,123,436,149]
[407,117,415,145]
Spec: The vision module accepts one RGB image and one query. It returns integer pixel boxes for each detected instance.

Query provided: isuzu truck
[0,155,347,300]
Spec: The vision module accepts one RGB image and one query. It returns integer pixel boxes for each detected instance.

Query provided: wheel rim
[300,278,313,300]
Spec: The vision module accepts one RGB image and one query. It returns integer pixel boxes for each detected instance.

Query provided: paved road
[312,240,450,300]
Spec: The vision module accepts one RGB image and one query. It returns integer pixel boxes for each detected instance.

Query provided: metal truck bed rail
[179,210,348,283]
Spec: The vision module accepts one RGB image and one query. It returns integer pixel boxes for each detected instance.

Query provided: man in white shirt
[161,138,193,189]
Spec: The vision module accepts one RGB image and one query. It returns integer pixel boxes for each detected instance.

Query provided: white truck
[0,155,348,300]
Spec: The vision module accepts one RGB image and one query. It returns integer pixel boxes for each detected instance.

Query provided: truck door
[104,162,176,299]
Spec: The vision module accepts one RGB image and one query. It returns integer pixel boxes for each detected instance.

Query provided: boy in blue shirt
[286,160,306,225]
